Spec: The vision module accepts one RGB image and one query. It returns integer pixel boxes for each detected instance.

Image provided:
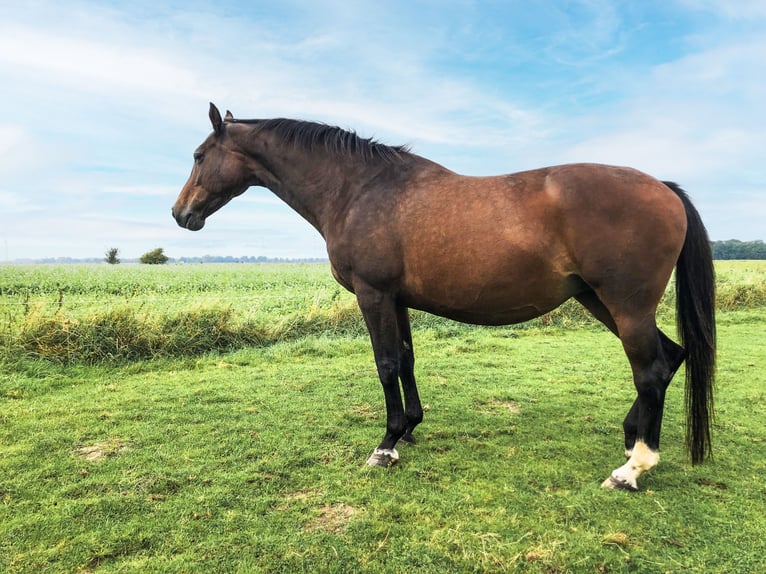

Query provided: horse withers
[172,103,716,491]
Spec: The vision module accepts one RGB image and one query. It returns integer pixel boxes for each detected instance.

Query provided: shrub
[140,248,169,265]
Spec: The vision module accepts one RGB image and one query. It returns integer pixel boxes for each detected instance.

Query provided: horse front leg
[355,283,407,467]
[396,307,423,444]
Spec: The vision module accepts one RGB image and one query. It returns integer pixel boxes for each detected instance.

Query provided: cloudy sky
[1,0,764,261]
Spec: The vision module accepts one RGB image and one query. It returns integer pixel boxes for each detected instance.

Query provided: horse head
[172,103,251,231]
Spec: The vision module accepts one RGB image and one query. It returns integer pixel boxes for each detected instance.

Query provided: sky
[1,0,764,261]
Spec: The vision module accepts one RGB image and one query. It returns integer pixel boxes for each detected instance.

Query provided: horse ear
[224,110,234,121]
[209,102,223,135]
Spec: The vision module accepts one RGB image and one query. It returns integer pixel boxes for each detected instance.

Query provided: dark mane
[229,118,411,163]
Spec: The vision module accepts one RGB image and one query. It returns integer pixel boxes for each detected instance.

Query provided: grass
[1,262,766,572]
[0,263,364,363]
[2,260,765,365]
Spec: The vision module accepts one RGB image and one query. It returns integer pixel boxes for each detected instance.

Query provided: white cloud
[100,184,183,197]
[543,1,626,66]
[0,28,200,97]
[0,190,36,214]
[550,22,766,203]
[678,0,766,20]
[0,125,51,176]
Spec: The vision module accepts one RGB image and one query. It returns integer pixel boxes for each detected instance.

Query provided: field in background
[1,260,765,364]
[1,261,765,572]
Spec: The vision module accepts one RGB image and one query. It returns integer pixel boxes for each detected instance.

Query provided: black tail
[664,182,716,464]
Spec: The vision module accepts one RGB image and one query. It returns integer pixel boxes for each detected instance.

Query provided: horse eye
[193,151,204,163]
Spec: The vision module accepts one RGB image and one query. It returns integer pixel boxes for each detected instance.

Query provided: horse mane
[228,118,411,163]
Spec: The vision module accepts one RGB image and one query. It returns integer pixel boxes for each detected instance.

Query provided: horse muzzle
[172,206,206,231]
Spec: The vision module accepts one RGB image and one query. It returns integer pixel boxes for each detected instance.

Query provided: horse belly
[400,250,580,326]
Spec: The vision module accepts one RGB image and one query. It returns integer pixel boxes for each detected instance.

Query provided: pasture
[1,262,765,572]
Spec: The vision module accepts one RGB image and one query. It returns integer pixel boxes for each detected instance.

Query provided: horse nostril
[171,206,187,227]
[172,209,204,231]
[171,206,188,226]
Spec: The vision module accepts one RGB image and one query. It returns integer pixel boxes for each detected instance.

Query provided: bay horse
[172,103,716,491]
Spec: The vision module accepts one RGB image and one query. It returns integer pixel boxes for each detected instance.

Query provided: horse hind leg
[575,292,640,456]
[575,290,683,490]
[602,319,683,491]
[576,291,639,455]
[622,330,685,459]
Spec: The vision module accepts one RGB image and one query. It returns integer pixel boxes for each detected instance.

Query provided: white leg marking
[366,448,399,467]
[602,440,659,491]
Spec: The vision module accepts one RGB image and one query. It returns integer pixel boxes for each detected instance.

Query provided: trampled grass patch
[1,261,765,571]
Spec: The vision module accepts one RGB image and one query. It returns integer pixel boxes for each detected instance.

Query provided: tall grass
[1,261,764,364]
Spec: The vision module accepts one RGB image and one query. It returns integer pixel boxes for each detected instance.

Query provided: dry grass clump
[3,298,366,364]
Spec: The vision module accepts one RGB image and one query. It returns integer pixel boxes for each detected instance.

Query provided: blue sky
[1,0,764,261]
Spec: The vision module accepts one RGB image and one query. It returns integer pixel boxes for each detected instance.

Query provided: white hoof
[366,448,399,467]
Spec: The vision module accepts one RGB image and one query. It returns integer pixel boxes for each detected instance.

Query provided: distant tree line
[21,241,766,264]
[173,255,328,264]
[12,253,328,264]
[711,240,766,260]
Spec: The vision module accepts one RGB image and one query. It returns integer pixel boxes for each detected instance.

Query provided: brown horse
[173,103,716,491]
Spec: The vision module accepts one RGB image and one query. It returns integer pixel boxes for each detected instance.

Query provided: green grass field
[1,262,765,572]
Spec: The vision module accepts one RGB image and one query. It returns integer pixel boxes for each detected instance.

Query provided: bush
[140,248,169,265]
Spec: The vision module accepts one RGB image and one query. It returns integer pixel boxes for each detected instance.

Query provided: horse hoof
[366,448,399,467]
[601,475,639,492]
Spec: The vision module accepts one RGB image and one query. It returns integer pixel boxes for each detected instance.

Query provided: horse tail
[664,181,716,464]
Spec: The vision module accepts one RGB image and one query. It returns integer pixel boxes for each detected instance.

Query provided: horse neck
[241,129,419,236]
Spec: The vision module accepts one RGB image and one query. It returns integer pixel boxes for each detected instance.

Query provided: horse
[172,103,716,491]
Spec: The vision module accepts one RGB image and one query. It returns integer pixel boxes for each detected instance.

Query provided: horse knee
[375,358,399,385]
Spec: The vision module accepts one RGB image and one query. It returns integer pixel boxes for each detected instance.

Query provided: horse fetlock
[603,440,659,491]
[406,411,424,431]
[399,431,417,445]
